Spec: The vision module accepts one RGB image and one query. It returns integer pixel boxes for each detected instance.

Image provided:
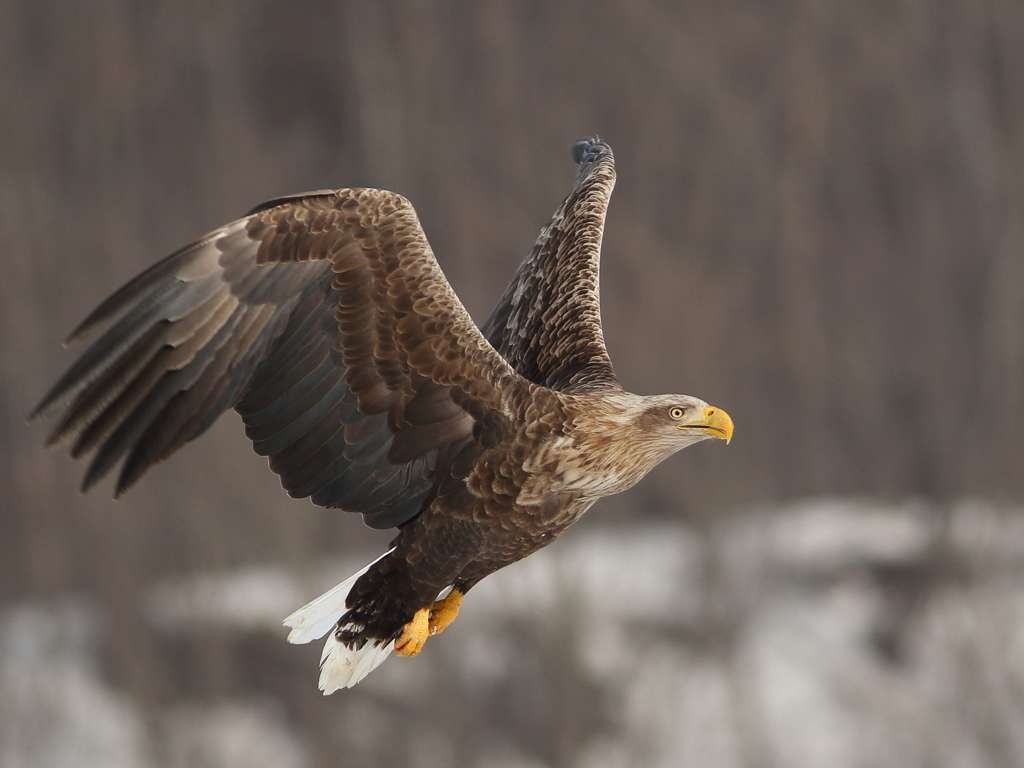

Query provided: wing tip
[28,382,77,426]
[63,316,102,346]
[26,401,50,426]
[571,136,611,165]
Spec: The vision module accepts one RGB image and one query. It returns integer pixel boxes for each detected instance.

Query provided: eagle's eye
[669,406,686,420]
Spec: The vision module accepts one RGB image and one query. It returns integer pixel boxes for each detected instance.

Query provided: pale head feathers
[560,392,721,498]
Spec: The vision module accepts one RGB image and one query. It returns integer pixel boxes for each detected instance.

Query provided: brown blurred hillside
[2,1,1024,766]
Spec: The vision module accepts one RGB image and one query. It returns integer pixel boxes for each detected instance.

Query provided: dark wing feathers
[481,138,619,393]
[62,236,222,346]
[34,188,519,529]
[36,139,617,529]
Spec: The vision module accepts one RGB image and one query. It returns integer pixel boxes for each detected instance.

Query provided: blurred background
[3,1,1024,766]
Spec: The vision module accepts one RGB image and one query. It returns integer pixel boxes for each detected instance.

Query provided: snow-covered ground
[4,499,1024,768]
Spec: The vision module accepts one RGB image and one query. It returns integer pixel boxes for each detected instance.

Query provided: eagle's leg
[395,608,430,657]
[428,589,463,636]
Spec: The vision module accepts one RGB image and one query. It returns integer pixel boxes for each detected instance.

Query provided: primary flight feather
[33,138,733,691]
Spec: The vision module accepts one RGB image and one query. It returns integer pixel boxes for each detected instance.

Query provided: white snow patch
[0,600,152,768]
[14,497,1019,768]
[147,565,306,632]
[164,702,309,768]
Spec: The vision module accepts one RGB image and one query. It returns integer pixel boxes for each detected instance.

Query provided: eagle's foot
[395,608,430,657]
[429,589,463,636]
[394,590,465,656]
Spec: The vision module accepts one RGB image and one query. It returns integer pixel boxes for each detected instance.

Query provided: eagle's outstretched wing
[481,138,619,393]
[32,188,520,528]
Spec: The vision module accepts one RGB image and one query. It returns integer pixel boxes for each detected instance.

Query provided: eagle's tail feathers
[283,548,394,645]
[318,633,396,693]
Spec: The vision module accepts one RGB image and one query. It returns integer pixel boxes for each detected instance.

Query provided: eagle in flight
[33,138,733,692]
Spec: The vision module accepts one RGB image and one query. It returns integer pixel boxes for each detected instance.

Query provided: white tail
[318,633,395,694]
[283,549,396,693]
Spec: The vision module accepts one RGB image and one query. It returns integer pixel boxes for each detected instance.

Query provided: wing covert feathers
[34,189,519,523]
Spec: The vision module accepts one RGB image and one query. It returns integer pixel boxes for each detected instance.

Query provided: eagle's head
[636,394,734,450]
[568,392,733,497]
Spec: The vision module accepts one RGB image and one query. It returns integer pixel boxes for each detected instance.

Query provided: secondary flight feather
[33,138,733,691]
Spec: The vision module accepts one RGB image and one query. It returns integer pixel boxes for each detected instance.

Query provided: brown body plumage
[33,138,732,690]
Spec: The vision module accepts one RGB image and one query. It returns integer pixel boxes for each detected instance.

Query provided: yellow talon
[395,608,430,656]
[428,589,463,636]
[395,589,464,657]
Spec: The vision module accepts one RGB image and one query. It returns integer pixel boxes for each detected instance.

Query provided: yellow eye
[669,407,685,420]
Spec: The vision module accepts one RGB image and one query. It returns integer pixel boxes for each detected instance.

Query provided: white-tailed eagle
[33,138,733,692]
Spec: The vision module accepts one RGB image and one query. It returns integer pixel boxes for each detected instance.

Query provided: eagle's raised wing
[480,138,619,393]
[32,189,520,529]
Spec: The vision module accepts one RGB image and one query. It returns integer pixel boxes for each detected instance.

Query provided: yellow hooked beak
[678,405,734,444]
